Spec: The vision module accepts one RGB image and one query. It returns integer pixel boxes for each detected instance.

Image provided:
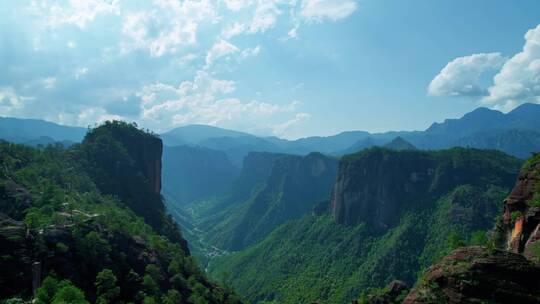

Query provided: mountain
[0,122,243,303]
[383,137,416,151]
[402,153,540,303]
[162,145,239,205]
[208,147,521,303]
[197,152,339,251]
[160,124,253,146]
[3,104,540,161]
[0,116,86,144]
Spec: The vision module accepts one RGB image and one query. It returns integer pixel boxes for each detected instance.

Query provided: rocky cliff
[502,153,540,257]
[330,147,519,229]
[402,153,540,304]
[203,152,339,250]
[404,247,540,304]
[81,121,181,243]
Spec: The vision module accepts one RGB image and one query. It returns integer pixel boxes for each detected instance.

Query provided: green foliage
[162,290,183,304]
[95,269,120,304]
[445,231,465,252]
[35,275,88,304]
[209,167,514,303]
[528,242,540,264]
[469,231,488,246]
[51,284,88,304]
[0,126,243,303]
[511,211,522,224]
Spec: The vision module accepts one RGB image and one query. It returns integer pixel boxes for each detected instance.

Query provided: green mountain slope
[208,148,521,304]
[0,122,242,304]
[196,152,339,252]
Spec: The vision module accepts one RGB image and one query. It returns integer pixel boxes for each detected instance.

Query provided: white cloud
[205,39,240,67]
[482,24,540,111]
[272,112,310,136]
[29,0,120,29]
[138,71,305,134]
[0,87,35,117]
[300,0,358,22]
[42,77,57,89]
[121,0,217,57]
[67,41,76,48]
[77,107,123,126]
[221,22,246,39]
[74,67,89,79]
[241,45,261,58]
[428,53,506,97]
[249,1,282,33]
[222,0,253,11]
[287,26,299,39]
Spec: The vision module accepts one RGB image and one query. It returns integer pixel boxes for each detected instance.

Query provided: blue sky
[1,0,540,139]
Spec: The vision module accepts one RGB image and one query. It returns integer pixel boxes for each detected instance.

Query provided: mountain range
[2,103,540,161]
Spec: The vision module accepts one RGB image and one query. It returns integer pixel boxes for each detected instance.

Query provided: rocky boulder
[404,246,540,304]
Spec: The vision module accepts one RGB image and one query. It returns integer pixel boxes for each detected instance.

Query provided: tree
[162,289,183,304]
[35,275,60,304]
[51,284,89,304]
[95,269,120,304]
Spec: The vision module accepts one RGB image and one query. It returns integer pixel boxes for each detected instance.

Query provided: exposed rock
[0,181,33,220]
[502,154,540,256]
[330,148,518,228]
[356,280,409,304]
[404,246,540,304]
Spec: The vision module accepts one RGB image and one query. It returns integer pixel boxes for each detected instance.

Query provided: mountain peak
[384,136,416,151]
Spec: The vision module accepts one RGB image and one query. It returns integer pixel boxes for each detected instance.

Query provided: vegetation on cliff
[208,148,521,303]
[0,122,242,304]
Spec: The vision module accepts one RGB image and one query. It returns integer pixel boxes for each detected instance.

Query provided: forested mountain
[0,121,242,304]
[402,152,540,303]
[208,147,521,303]
[3,104,540,165]
[195,152,339,251]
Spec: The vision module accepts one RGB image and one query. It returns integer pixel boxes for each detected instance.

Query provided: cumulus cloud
[300,0,358,22]
[221,22,247,39]
[428,53,506,97]
[138,71,304,133]
[28,0,120,29]
[248,1,282,33]
[205,39,240,67]
[482,24,540,110]
[121,0,217,57]
[222,0,253,11]
[429,24,540,112]
[3,0,361,137]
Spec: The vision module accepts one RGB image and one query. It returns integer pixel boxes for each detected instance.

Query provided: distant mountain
[2,103,540,161]
[209,147,522,303]
[0,116,86,144]
[160,124,253,146]
[383,136,416,151]
[162,145,239,204]
[199,152,339,251]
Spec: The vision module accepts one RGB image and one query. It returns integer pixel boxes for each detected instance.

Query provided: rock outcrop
[330,148,518,228]
[502,153,540,257]
[404,247,540,304]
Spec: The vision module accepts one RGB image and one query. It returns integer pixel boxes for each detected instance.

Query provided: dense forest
[0,121,242,304]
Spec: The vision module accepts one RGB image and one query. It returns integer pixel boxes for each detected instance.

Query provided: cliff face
[330,148,518,229]
[330,149,433,228]
[404,247,540,304]
[502,154,540,257]
[403,153,540,304]
[204,152,339,250]
[81,121,183,244]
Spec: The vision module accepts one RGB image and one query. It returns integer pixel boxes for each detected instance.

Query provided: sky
[1,0,540,139]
